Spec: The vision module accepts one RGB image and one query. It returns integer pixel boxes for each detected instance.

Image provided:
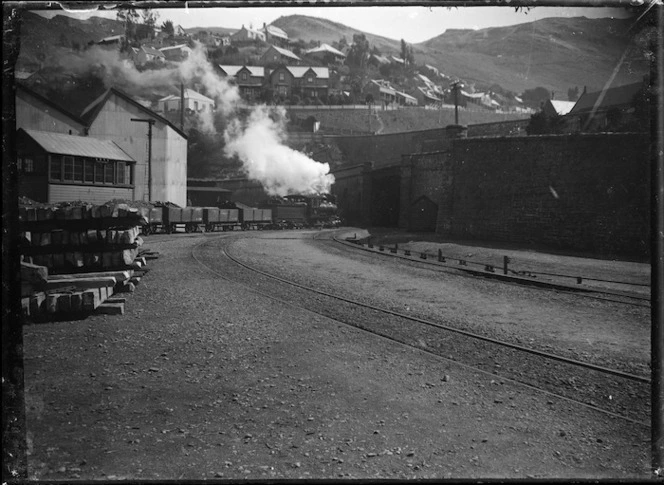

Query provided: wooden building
[16,128,136,204]
[16,83,86,135]
[217,65,266,101]
[267,66,330,100]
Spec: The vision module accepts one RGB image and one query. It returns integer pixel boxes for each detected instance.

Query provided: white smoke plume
[53,42,335,196]
[224,105,335,196]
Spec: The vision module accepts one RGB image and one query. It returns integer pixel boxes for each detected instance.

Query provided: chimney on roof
[551,91,554,100]
[583,85,587,95]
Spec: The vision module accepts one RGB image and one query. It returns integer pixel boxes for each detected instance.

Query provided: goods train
[140,194,340,235]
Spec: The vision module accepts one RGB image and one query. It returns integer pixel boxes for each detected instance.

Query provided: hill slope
[273,14,648,96]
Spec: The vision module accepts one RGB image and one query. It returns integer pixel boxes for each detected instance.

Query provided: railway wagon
[162,206,204,233]
[240,208,273,230]
[203,207,240,232]
[140,206,165,235]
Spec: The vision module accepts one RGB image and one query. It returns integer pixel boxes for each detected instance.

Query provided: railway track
[190,233,650,427]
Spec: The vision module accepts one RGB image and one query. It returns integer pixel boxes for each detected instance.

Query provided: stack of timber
[19,201,155,320]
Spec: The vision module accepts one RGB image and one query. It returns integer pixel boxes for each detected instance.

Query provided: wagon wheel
[142,224,152,236]
[185,223,192,233]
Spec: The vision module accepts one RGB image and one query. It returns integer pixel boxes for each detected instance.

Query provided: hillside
[273,14,648,97]
[16,11,125,70]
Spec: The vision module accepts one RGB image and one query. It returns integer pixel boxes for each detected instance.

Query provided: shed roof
[20,128,135,162]
[548,100,576,115]
[268,45,301,60]
[305,43,346,57]
[265,25,288,39]
[569,81,643,115]
[159,88,215,103]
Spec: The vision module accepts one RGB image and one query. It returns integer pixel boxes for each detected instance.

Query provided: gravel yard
[21,230,652,479]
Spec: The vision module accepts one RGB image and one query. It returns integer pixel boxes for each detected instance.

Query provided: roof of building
[142,45,165,57]
[368,80,396,95]
[390,56,405,64]
[98,34,124,43]
[218,65,265,77]
[80,87,188,139]
[569,81,643,115]
[266,45,301,61]
[159,88,215,104]
[16,83,87,126]
[425,64,439,73]
[304,43,346,57]
[160,44,191,52]
[416,86,441,101]
[370,54,390,65]
[416,73,433,85]
[19,128,135,162]
[395,91,417,102]
[265,24,288,39]
[285,66,330,79]
[548,100,576,115]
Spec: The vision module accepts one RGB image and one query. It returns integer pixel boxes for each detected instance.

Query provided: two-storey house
[267,66,330,100]
[217,65,267,101]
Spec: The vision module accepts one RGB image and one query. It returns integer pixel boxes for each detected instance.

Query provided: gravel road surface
[22,229,651,480]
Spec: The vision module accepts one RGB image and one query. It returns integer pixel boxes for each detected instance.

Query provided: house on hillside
[263,23,289,47]
[566,80,647,132]
[424,64,440,77]
[15,128,136,205]
[368,54,390,67]
[304,43,346,65]
[157,89,215,113]
[363,80,397,105]
[133,45,166,66]
[395,90,418,106]
[411,86,441,106]
[159,44,192,62]
[260,45,301,66]
[231,25,266,44]
[217,65,266,101]
[16,83,86,135]
[390,56,406,66]
[267,66,330,100]
[175,25,188,37]
[80,88,188,206]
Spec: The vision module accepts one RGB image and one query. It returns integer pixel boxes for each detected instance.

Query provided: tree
[162,20,174,37]
[117,8,139,47]
[521,86,551,109]
[136,9,159,41]
[346,33,370,69]
[526,111,564,135]
[400,39,408,62]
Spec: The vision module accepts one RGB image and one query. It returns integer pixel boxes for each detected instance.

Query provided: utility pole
[130,118,156,202]
[451,81,462,125]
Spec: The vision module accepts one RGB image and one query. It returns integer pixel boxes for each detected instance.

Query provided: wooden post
[503,256,510,275]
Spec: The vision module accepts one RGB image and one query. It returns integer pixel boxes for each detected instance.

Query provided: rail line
[329,236,651,308]
[189,234,650,427]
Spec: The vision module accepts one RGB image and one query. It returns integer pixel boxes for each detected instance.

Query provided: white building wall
[86,94,187,206]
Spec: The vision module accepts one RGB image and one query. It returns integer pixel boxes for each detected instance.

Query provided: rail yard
[21,227,651,479]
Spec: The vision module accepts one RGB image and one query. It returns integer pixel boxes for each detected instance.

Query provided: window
[19,157,35,173]
[50,156,62,180]
[307,76,313,83]
[116,162,125,184]
[84,160,94,182]
[194,101,199,111]
[104,162,114,184]
[279,72,284,81]
[241,72,247,81]
[95,161,104,183]
[73,158,84,181]
[63,156,75,181]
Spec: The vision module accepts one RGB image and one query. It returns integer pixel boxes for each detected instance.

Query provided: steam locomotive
[140,194,340,234]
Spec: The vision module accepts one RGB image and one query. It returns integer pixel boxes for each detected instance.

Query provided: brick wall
[403,133,650,260]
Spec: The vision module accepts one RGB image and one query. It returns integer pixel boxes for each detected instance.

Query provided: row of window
[50,156,133,185]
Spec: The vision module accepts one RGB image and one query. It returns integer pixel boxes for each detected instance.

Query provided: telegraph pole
[130,118,156,202]
[451,81,462,125]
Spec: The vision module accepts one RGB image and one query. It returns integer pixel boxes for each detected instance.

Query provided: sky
[31,3,633,44]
